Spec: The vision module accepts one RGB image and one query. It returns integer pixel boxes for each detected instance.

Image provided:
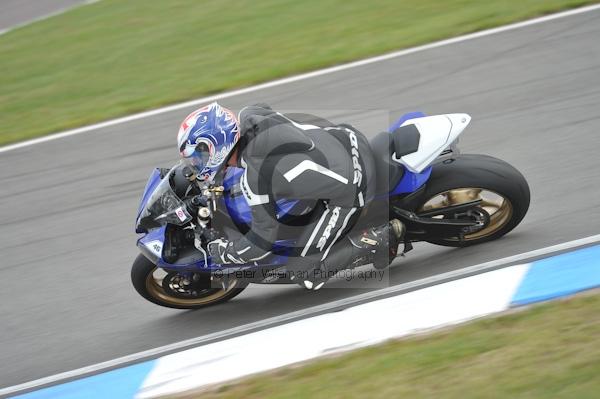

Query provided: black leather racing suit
[219,105,377,275]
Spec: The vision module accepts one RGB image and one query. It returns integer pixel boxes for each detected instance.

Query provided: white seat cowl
[393,113,471,173]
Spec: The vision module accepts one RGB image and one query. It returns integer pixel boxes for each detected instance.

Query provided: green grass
[181,291,600,399]
[1,0,598,145]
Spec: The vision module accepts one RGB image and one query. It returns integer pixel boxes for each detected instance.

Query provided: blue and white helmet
[177,102,240,181]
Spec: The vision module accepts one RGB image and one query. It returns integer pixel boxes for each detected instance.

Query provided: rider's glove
[207,238,230,264]
[207,238,245,265]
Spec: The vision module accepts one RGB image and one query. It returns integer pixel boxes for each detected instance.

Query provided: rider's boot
[352,219,405,269]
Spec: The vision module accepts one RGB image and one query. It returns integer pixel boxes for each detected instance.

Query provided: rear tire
[416,154,530,247]
[131,254,247,309]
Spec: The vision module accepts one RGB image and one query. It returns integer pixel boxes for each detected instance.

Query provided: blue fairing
[138,225,166,255]
[388,112,431,195]
[222,167,250,225]
[390,166,432,195]
[137,224,293,272]
[223,167,300,225]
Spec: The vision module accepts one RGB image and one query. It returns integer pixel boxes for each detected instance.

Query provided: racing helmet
[177,102,240,181]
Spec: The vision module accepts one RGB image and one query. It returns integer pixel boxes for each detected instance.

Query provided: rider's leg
[286,203,361,289]
[287,202,404,290]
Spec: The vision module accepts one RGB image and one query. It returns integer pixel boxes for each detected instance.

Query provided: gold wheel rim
[419,188,513,241]
[145,268,239,307]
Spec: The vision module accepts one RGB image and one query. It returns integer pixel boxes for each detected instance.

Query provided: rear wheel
[131,254,247,309]
[416,154,530,247]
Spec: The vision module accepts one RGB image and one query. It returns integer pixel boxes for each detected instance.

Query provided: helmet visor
[181,141,211,174]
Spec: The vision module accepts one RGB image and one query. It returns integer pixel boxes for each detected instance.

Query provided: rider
[178,102,404,290]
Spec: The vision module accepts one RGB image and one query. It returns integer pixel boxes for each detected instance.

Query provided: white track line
[2,233,600,397]
[1,3,600,154]
[0,0,99,36]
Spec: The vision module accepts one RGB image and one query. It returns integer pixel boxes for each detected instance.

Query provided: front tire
[416,154,530,247]
[131,254,247,309]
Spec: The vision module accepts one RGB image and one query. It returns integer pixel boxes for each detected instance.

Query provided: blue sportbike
[132,112,530,309]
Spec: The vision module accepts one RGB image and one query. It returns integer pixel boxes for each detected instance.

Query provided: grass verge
[1,0,598,145]
[176,291,600,399]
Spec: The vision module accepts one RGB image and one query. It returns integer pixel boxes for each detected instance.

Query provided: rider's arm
[208,155,280,264]
[227,155,280,262]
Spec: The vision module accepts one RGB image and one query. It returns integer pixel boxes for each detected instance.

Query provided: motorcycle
[132,112,530,309]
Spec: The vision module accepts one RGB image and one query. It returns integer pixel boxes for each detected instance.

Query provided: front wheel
[416,154,530,247]
[131,254,248,309]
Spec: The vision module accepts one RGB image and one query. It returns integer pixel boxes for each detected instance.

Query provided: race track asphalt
[1,8,600,388]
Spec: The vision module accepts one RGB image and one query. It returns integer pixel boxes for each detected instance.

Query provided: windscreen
[137,162,193,230]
